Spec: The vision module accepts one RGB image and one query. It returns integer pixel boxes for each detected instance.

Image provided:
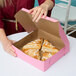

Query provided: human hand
[29,2,49,22]
[2,39,16,57]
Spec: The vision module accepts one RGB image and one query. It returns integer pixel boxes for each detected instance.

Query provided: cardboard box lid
[14,9,61,38]
[15,10,37,33]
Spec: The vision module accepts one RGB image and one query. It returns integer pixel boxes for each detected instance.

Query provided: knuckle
[39,7,41,10]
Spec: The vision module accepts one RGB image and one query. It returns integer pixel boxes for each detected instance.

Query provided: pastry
[41,52,52,61]
[22,38,59,61]
[22,38,43,60]
[41,40,59,55]
[22,38,43,49]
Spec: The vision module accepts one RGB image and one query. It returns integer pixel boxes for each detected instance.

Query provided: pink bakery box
[12,8,70,72]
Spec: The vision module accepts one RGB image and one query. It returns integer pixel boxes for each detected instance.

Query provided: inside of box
[13,30,38,49]
[37,29,64,50]
[14,9,65,50]
[36,19,60,38]
[13,29,64,50]
[15,10,60,38]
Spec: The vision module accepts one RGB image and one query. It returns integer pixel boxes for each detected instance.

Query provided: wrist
[0,28,8,44]
[40,3,49,12]
[42,0,54,10]
[1,38,9,44]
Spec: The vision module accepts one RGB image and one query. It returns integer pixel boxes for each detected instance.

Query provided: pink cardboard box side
[12,8,70,72]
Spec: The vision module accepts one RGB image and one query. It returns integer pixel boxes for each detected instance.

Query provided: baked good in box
[22,38,59,61]
[22,38,43,60]
[41,52,52,61]
[41,40,59,61]
[41,40,59,55]
[22,38,43,49]
[23,49,40,60]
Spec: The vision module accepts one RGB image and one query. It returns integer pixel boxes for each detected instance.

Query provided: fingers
[11,40,16,44]
[9,46,17,57]
[33,7,42,22]
[5,46,17,57]
[32,9,37,18]
[29,8,33,14]
[10,46,15,52]
[3,39,17,57]
[42,11,47,18]
[35,10,44,22]
[8,49,16,57]
[10,40,16,44]
[30,7,47,22]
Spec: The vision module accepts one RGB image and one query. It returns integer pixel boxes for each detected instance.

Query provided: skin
[0,29,16,56]
[29,0,54,22]
[0,0,54,57]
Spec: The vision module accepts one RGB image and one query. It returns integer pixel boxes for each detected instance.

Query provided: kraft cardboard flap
[36,19,60,38]
[13,30,38,49]
[15,10,60,38]
[14,10,37,32]
[13,29,64,50]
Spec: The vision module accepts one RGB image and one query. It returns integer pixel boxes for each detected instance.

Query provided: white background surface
[0,32,76,76]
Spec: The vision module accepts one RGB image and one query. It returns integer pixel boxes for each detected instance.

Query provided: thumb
[29,8,33,14]
[10,40,16,44]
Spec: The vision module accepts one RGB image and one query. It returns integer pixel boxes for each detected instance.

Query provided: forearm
[0,28,8,43]
[41,0,54,10]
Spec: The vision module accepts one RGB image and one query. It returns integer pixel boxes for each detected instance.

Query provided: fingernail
[32,15,33,17]
[15,53,17,56]
[14,54,17,57]
[32,19,34,22]
[36,20,38,22]
[14,53,17,57]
